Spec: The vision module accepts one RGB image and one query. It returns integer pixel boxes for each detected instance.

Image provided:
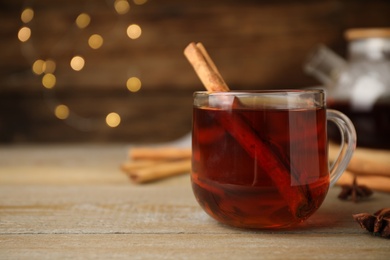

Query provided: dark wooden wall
[1,0,390,143]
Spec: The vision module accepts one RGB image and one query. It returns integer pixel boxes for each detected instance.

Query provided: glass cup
[191,90,356,229]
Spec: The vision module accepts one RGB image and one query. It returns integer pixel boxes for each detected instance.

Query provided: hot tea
[192,104,330,228]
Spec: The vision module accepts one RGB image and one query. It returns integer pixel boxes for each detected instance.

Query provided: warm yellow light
[54,104,69,119]
[126,77,141,92]
[70,56,85,71]
[18,27,31,42]
[21,8,34,23]
[106,112,121,128]
[88,34,103,49]
[127,24,142,39]
[42,73,56,89]
[44,59,56,73]
[114,0,130,14]
[133,0,147,5]
[32,59,45,75]
[76,13,91,29]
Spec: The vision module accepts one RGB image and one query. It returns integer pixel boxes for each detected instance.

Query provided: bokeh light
[114,0,130,15]
[75,13,91,29]
[88,34,104,49]
[106,112,121,127]
[70,56,85,71]
[126,77,142,92]
[32,59,45,75]
[18,27,31,42]
[42,73,56,89]
[127,24,142,39]
[21,8,34,23]
[54,104,70,119]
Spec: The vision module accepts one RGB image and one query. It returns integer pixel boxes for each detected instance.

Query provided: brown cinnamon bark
[184,42,229,92]
[129,147,191,161]
[329,143,390,178]
[121,160,161,172]
[337,170,390,193]
[215,105,312,218]
[123,159,191,184]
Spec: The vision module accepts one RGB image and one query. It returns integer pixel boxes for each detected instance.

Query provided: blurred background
[1,0,390,144]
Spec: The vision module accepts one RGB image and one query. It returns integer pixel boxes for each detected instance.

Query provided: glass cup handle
[327,109,357,186]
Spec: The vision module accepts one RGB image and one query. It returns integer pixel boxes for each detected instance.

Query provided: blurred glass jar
[304,28,390,149]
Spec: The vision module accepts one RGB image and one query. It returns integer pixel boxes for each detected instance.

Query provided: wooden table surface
[0,144,389,259]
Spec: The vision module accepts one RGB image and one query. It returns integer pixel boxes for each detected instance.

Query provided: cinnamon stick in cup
[184,42,313,219]
[184,42,229,92]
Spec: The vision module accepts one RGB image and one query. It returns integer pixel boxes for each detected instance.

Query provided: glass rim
[193,89,325,109]
[193,89,324,96]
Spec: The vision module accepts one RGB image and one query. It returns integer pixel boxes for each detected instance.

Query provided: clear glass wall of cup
[192,90,356,229]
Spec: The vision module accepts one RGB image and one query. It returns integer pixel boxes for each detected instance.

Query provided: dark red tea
[192,105,330,228]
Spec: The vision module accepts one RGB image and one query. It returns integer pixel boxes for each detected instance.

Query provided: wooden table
[0,144,389,259]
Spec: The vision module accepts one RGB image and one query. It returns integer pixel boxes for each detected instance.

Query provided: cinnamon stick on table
[121,146,192,184]
[121,160,162,172]
[184,42,312,219]
[329,143,390,178]
[337,170,390,193]
[122,159,191,184]
[129,147,191,161]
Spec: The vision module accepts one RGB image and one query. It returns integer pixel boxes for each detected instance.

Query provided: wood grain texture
[1,0,390,143]
[1,233,390,260]
[0,144,390,259]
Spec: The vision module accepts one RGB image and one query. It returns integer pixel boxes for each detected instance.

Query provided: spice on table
[329,143,390,178]
[338,176,373,202]
[129,147,191,161]
[331,143,390,193]
[337,170,390,194]
[353,208,390,238]
[120,146,192,184]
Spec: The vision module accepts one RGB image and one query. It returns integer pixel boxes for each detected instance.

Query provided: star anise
[353,208,390,238]
[338,176,373,202]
